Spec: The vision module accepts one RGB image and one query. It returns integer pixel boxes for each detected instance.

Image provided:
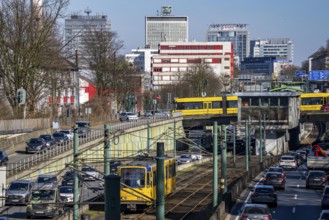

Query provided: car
[110,160,122,174]
[61,171,81,187]
[279,155,298,170]
[59,129,73,140]
[321,186,329,209]
[178,154,193,164]
[58,185,75,204]
[154,111,169,118]
[190,147,203,160]
[144,110,153,118]
[25,138,48,154]
[75,121,91,138]
[296,150,307,161]
[250,185,277,207]
[81,166,101,180]
[306,170,328,189]
[119,112,139,122]
[289,152,303,166]
[39,134,56,148]
[36,174,58,188]
[321,105,329,112]
[319,210,329,219]
[5,179,35,205]
[263,171,286,190]
[52,132,69,145]
[0,151,8,166]
[239,203,272,220]
[267,166,286,178]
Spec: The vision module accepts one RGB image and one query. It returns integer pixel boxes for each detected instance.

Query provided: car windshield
[281,156,294,160]
[41,135,51,140]
[244,207,268,214]
[255,187,274,193]
[8,183,28,191]
[269,168,283,172]
[60,131,70,134]
[30,139,42,144]
[31,190,55,200]
[121,168,145,188]
[37,176,55,183]
[309,172,325,177]
[76,122,88,128]
[64,172,73,178]
[0,152,5,157]
[53,133,64,137]
[266,173,282,178]
[180,155,190,159]
[82,167,95,172]
[127,113,136,116]
[59,187,73,194]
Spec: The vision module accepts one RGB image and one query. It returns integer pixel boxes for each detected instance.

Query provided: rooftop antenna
[84,7,92,16]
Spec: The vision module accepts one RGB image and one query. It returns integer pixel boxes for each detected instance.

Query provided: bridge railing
[6,116,174,177]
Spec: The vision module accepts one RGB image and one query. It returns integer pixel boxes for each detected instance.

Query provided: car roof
[10,179,34,184]
[244,203,268,208]
[254,185,274,189]
[321,210,329,214]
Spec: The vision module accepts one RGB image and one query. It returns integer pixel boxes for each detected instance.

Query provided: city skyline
[67,0,329,67]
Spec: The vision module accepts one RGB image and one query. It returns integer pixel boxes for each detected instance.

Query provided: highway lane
[226,163,324,220]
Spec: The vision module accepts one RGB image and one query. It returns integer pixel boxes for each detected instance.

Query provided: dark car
[26,138,47,154]
[39,134,56,149]
[321,105,329,112]
[110,161,122,174]
[251,185,277,207]
[36,174,58,188]
[321,186,329,209]
[267,166,286,178]
[263,171,286,190]
[306,170,328,189]
[61,171,81,187]
[75,121,91,138]
[52,132,69,145]
[0,151,8,166]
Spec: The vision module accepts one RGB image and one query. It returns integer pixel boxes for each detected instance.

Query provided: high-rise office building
[250,38,294,61]
[207,24,249,63]
[145,6,188,49]
[65,9,111,66]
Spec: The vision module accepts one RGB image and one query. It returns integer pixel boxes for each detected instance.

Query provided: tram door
[203,102,212,115]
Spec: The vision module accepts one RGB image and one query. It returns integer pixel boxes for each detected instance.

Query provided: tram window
[227,101,237,108]
[242,97,249,106]
[279,97,288,107]
[250,98,259,106]
[147,173,151,187]
[153,171,157,184]
[270,98,278,106]
[169,164,173,178]
[260,98,269,107]
[212,101,222,108]
[166,166,169,179]
[301,98,323,105]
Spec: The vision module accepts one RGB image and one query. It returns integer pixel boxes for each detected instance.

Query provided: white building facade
[151,42,234,90]
[250,38,294,61]
[145,6,188,49]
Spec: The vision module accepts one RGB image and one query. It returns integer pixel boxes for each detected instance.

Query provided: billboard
[272,60,293,80]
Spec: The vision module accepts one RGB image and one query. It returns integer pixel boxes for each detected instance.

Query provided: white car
[59,129,73,140]
[119,112,139,121]
[178,154,192,164]
[279,155,297,170]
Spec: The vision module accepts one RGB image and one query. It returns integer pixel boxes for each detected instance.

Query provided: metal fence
[6,116,176,177]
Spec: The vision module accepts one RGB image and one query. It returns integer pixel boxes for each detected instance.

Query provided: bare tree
[0,0,69,118]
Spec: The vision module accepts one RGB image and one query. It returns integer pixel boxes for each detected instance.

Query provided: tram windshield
[121,168,146,188]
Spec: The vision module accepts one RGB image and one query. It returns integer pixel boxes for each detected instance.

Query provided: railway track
[121,155,264,220]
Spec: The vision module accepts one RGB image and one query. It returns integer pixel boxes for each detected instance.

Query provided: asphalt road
[226,162,323,220]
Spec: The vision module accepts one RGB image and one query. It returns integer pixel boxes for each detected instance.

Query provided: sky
[66,0,329,67]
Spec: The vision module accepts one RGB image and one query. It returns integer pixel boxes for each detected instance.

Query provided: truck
[306,144,329,170]
[26,184,63,219]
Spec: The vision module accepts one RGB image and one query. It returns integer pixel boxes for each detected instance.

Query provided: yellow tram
[118,157,176,211]
[300,93,329,111]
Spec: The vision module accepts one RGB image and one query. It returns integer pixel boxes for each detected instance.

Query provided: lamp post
[307,57,313,92]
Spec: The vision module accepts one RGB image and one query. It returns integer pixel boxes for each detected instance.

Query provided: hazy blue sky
[66,0,329,67]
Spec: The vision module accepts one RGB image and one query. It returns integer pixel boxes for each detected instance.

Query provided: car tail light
[277,178,284,181]
[263,177,267,181]
[241,214,248,219]
[263,216,271,220]
[323,194,329,198]
[322,177,328,181]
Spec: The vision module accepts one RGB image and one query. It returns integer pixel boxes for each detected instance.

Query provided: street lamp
[307,57,313,93]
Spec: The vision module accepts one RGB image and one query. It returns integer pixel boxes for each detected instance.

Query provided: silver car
[119,112,138,122]
[6,180,35,205]
[239,203,272,220]
[81,166,101,180]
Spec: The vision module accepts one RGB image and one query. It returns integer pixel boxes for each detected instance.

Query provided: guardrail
[5,116,176,177]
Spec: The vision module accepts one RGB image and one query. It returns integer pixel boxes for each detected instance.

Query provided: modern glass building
[65,11,111,66]
[240,56,276,75]
[207,24,249,63]
[145,6,188,49]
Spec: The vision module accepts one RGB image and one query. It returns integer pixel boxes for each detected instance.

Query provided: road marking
[294,194,298,199]
[292,207,296,213]
[297,184,300,188]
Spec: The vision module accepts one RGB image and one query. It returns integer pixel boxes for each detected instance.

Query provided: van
[6,180,35,205]
[75,121,91,137]
[26,184,63,218]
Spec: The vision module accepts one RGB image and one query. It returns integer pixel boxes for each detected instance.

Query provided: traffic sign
[295,70,306,77]
[308,70,329,81]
